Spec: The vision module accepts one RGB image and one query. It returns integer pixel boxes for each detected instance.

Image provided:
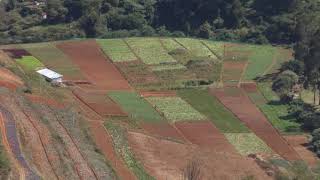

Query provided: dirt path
[0,105,40,180]
[57,40,132,91]
[210,87,301,161]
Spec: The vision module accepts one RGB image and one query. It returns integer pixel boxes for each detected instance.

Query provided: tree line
[0,0,317,44]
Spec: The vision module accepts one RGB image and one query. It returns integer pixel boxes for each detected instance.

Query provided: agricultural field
[146,96,206,122]
[202,40,225,58]
[150,64,187,72]
[125,38,176,65]
[175,38,217,58]
[97,39,137,62]
[108,91,164,123]
[178,89,249,133]
[160,38,185,52]
[16,56,44,71]
[224,133,273,156]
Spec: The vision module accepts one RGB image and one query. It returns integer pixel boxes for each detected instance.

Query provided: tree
[45,0,68,24]
[272,70,299,102]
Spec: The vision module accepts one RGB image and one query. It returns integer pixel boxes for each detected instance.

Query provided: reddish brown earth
[128,131,271,180]
[72,87,127,117]
[284,135,319,166]
[141,123,185,142]
[240,82,258,93]
[139,90,176,97]
[210,87,301,161]
[89,121,136,180]
[115,60,159,86]
[175,121,237,152]
[222,61,248,86]
[56,40,132,91]
[0,67,24,90]
[25,94,64,109]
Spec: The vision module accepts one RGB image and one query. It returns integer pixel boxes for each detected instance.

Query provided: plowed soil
[141,122,184,141]
[25,94,64,109]
[72,87,127,117]
[88,121,136,180]
[128,131,271,180]
[222,61,247,86]
[139,90,176,97]
[175,121,237,152]
[57,40,132,91]
[284,135,319,166]
[240,82,258,93]
[0,67,24,90]
[210,87,301,161]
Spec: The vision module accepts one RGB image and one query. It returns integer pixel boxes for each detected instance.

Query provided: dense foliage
[0,0,318,44]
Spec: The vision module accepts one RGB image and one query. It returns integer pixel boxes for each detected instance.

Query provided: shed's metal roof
[36,68,63,79]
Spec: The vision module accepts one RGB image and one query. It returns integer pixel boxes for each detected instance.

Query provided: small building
[36,68,63,83]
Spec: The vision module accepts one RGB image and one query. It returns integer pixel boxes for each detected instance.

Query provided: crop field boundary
[200,40,223,60]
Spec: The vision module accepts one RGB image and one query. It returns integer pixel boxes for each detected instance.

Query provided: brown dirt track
[210,87,301,161]
[284,135,319,166]
[128,131,271,180]
[56,40,132,91]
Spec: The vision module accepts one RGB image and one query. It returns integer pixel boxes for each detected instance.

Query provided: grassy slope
[16,56,44,71]
[108,92,164,123]
[175,38,216,58]
[97,39,137,62]
[178,89,249,133]
[248,83,301,133]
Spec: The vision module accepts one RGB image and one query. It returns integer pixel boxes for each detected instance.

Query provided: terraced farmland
[175,38,217,59]
[97,39,137,62]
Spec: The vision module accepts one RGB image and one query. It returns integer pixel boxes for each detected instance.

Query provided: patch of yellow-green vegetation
[175,38,217,59]
[104,121,155,180]
[150,64,187,72]
[146,96,206,122]
[16,56,44,71]
[224,133,273,155]
[202,40,225,58]
[126,38,176,65]
[160,38,185,52]
[97,39,137,62]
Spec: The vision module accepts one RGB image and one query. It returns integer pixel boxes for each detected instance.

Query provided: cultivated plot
[16,56,44,71]
[97,39,137,62]
[160,38,185,52]
[125,38,176,65]
[202,40,225,58]
[108,91,164,123]
[22,43,85,80]
[175,38,217,58]
[146,96,206,123]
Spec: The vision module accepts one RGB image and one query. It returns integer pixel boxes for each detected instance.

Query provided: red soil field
[210,87,301,161]
[115,60,159,85]
[25,94,64,109]
[72,87,127,117]
[139,90,176,97]
[141,122,185,142]
[0,67,24,90]
[240,82,258,93]
[89,121,136,180]
[284,135,319,166]
[175,121,237,152]
[56,40,132,91]
[222,61,247,87]
[3,49,31,59]
[128,131,271,180]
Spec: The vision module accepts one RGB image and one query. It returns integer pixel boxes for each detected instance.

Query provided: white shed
[36,68,63,83]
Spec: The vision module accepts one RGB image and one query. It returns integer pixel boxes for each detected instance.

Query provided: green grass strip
[175,38,217,58]
[202,40,225,58]
[146,96,206,123]
[108,91,163,123]
[105,121,155,180]
[16,56,44,71]
[160,38,184,52]
[178,89,249,133]
[248,83,301,133]
[97,39,137,62]
[224,133,273,155]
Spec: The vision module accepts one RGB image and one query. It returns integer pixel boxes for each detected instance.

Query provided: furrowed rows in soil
[210,87,301,161]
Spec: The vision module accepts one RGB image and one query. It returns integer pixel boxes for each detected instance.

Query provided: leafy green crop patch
[178,89,249,133]
[146,96,206,122]
[16,56,44,71]
[126,38,176,65]
[202,40,225,58]
[175,38,217,59]
[224,133,273,155]
[97,39,137,62]
[108,91,164,123]
[160,38,184,52]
